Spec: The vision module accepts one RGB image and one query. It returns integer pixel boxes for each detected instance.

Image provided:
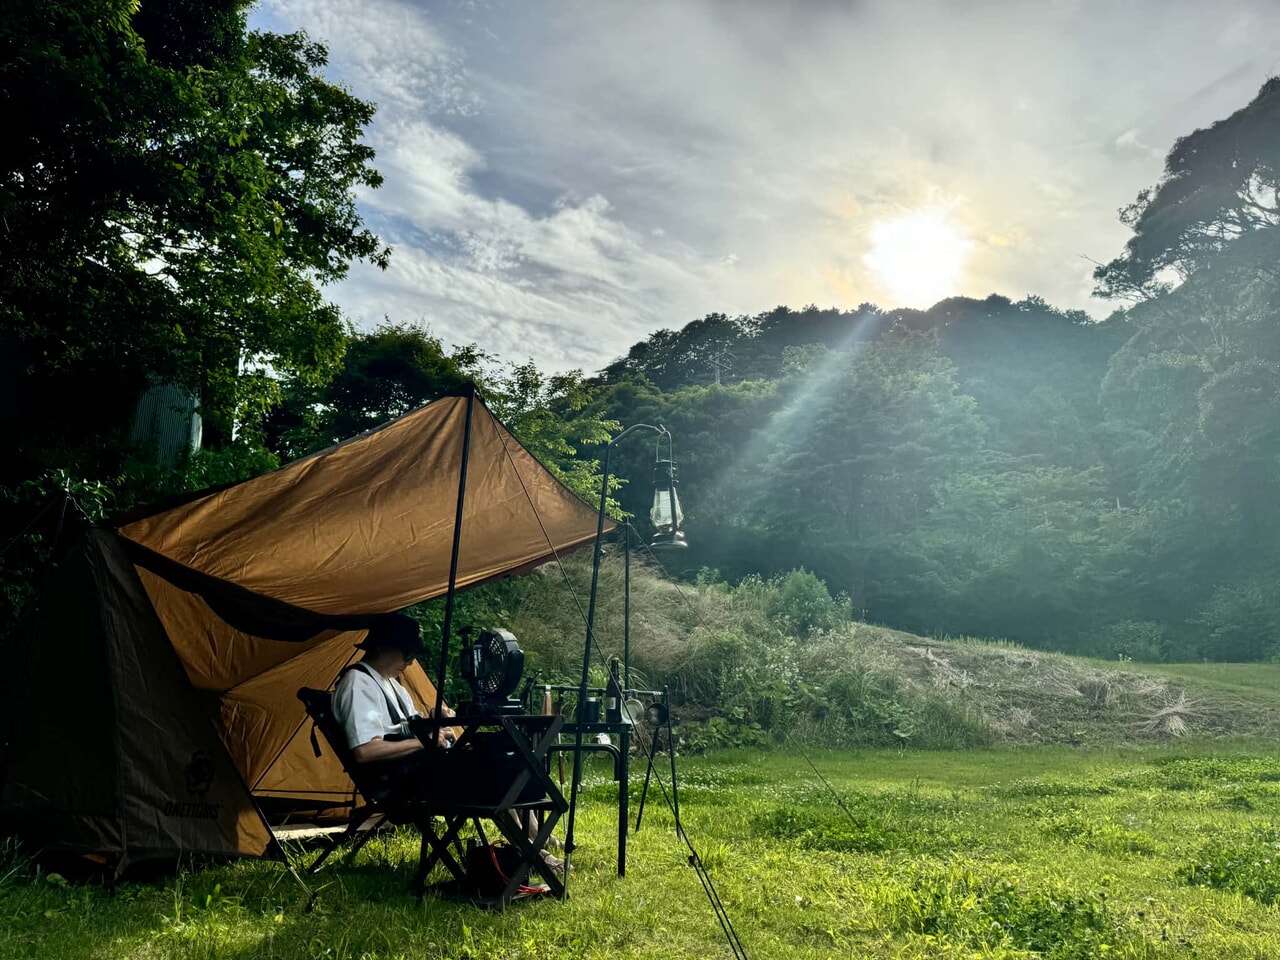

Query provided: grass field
[4,739,1280,959]
[1115,661,1280,700]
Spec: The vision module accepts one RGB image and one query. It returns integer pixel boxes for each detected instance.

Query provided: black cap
[356,614,424,656]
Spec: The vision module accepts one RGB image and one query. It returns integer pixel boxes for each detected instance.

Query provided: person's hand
[440,704,456,719]
[437,728,455,749]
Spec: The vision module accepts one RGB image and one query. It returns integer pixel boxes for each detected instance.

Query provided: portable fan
[459,627,525,711]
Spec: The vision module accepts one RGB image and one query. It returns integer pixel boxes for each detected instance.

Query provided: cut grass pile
[4,741,1280,959]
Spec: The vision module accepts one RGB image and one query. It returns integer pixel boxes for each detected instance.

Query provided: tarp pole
[623,530,631,689]
[434,386,476,731]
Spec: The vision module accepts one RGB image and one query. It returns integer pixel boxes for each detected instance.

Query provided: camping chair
[294,687,436,875]
[296,688,569,904]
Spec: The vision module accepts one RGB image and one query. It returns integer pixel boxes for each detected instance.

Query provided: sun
[862,207,972,308]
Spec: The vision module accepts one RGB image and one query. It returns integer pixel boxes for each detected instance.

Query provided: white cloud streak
[257,0,1280,371]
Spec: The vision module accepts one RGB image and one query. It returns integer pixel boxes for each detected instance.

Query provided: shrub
[765,568,847,635]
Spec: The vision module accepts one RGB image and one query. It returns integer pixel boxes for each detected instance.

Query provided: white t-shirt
[333,662,421,750]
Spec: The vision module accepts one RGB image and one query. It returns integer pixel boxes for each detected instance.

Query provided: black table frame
[408,714,569,904]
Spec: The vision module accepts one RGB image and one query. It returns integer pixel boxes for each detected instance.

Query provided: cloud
[256,0,1280,372]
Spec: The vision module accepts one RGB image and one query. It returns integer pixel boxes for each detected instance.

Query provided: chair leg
[340,825,380,867]
[307,838,341,875]
[308,808,379,874]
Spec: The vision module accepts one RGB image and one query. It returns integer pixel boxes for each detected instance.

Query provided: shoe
[540,851,572,876]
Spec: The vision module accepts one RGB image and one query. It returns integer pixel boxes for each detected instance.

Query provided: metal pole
[623,530,631,689]
[564,422,660,885]
[634,719,662,833]
[434,387,475,733]
[562,438,611,886]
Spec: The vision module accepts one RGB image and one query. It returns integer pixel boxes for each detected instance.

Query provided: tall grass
[419,556,998,751]
[416,551,1280,750]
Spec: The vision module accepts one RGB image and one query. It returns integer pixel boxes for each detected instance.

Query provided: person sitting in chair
[333,614,566,875]
[333,614,454,763]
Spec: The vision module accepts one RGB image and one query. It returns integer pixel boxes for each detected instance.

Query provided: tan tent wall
[138,557,457,805]
[244,661,441,801]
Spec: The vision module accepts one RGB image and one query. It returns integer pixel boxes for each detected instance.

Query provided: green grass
[5,741,1280,959]
[1119,662,1280,701]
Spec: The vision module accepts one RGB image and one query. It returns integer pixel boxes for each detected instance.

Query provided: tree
[747,330,985,618]
[268,322,485,460]
[487,363,619,509]
[601,313,748,390]
[1093,78,1280,299]
[1093,79,1280,659]
[1,0,388,487]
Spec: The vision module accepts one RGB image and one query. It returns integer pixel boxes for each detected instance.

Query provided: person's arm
[393,679,457,746]
[351,735,423,763]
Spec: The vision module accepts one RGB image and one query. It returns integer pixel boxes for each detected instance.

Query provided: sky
[253,0,1280,374]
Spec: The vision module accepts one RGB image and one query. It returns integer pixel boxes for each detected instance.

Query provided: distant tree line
[2,0,1277,663]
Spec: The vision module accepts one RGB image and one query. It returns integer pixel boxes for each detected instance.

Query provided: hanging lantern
[649,458,687,549]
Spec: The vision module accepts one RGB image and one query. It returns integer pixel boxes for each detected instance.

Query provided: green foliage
[487,363,620,511]
[764,568,846,635]
[1039,812,1163,857]
[876,860,1144,959]
[1180,825,1280,906]
[678,715,771,752]
[268,322,485,460]
[760,805,910,853]
[1094,78,1280,297]
[748,329,986,617]
[2,0,386,497]
[1190,578,1280,662]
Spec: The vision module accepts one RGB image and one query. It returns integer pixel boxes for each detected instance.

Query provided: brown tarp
[2,387,610,865]
[120,390,604,618]
[119,389,607,827]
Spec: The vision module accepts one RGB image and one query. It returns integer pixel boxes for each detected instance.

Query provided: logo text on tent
[158,750,223,818]
[162,800,223,820]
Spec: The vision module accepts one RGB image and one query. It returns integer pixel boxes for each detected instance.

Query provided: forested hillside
[3,2,1278,666]
[578,80,1280,663]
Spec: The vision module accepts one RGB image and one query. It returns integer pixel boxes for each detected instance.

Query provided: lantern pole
[562,422,670,886]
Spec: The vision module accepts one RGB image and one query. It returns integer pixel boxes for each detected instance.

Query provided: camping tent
[0,385,609,873]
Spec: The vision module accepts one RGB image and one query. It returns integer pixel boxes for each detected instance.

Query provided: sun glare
[862,207,972,308]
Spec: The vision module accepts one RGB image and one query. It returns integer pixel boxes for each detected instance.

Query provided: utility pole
[706,350,734,386]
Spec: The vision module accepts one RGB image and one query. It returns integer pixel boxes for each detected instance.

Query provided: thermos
[605,657,623,724]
